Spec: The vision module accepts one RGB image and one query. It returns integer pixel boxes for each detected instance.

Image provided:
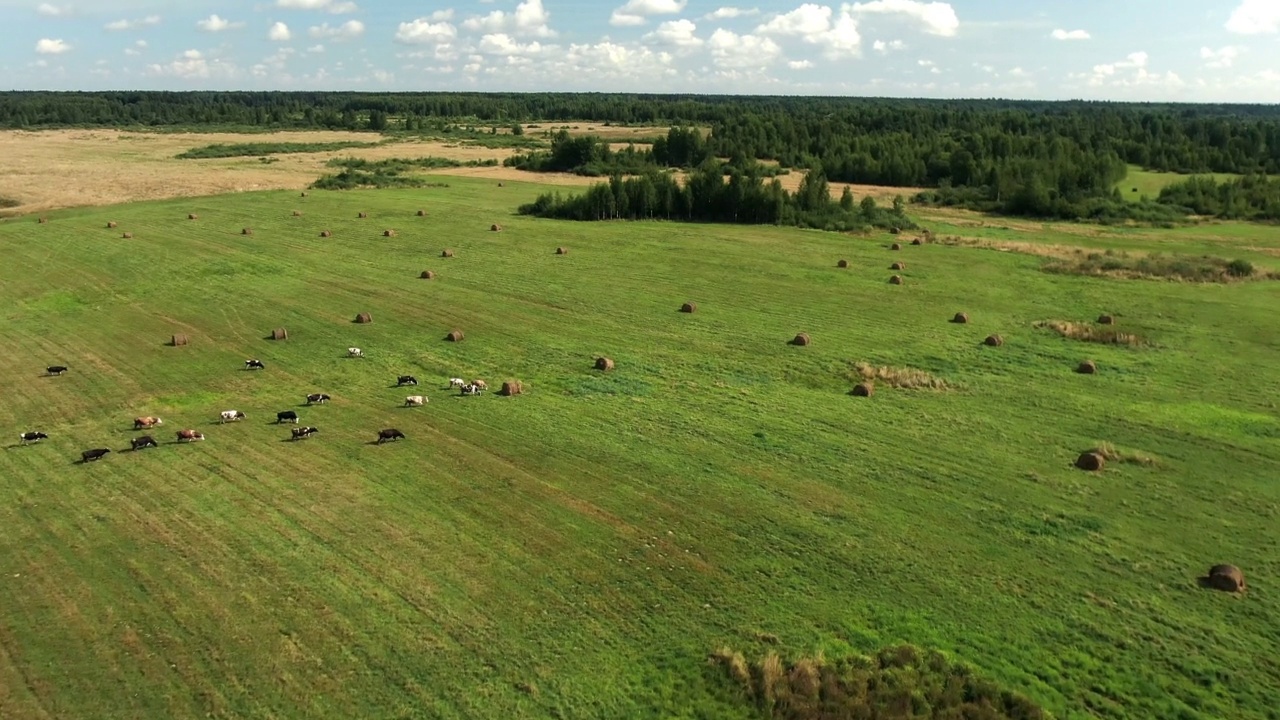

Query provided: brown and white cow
[134,416,164,430]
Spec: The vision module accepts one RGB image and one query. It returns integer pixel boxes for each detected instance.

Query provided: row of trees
[1158,174,1280,220]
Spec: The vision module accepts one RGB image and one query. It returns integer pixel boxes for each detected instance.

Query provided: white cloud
[124,39,147,56]
[1201,46,1242,69]
[197,14,244,32]
[1051,28,1089,40]
[307,44,325,53]
[147,49,237,79]
[705,6,758,19]
[36,3,70,17]
[1079,51,1183,91]
[788,59,813,69]
[643,19,703,48]
[463,0,555,37]
[872,38,904,53]
[429,10,454,21]
[308,20,364,41]
[394,18,457,45]
[609,0,686,26]
[846,0,958,37]
[276,0,358,13]
[35,38,71,54]
[1226,0,1280,35]
[105,15,160,31]
[268,22,292,41]
[756,4,861,59]
[707,28,781,68]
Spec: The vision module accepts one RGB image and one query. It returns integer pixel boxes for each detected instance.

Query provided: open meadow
[0,174,1278,719]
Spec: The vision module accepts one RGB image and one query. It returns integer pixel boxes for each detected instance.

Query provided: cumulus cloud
[1051,29,1089,40]
[463,0,555,37]
[847,0,958,37]
[872,38,904,53]
[147,49,237,79]
[756,4,861,59]
[276,0,359,13]
[1226,0,1280,34]
[35,38,71,54]
[610,0,687,26]
[1201,46,1242,69]
[308,20,364,41]
[124,39,147,56]
[105,15,160,31]
[707,28,781,68]
[394,18,457,45]
[705,6,759,19]
[268,22,292,41]
[788,59,813,69]
[1079,50,1183,91]
[197,14,245,32]
[36,3,71,16]
[643,19,703,48]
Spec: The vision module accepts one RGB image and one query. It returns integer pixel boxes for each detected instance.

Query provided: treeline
[518,162,911,233]
[505,130,657,176]
[1158,174,1280,220]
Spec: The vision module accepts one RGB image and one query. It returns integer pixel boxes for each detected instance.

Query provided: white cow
[347,347,364,358]
[448,377,466,388]
[404,395,427,407]
[471,379,488,390]
[219,410,246,423]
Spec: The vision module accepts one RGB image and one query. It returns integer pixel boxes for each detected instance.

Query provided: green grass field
[1117,165,1240,203]
[1,178,1278,719]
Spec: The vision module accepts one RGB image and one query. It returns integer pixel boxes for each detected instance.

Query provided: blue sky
[5,0,1279,101]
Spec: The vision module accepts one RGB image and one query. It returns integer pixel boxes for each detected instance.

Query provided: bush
[1227,259,1255,277]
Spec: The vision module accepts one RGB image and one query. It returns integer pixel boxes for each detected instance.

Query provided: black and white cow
[460,383,484,396]
[397,375,418,386]
[47,365,68,376]
[376,428,405,444]
[81,448,111,463]
[276,410,299,424]
[220,410,246,423]
[291,426,319,441]
[244,359,265,370]
[19,431,48,444]
[306,393,331,405]
[130,436,158,451]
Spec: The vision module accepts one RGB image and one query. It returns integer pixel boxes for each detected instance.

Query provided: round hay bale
[242,228,253,236]
[358,212,368,218]
[952,312,969,324]
[911,238,923,246]
[37,217,48,224]
[188,214,198,220]
[1075,452,1105,471]
[300,192,308,197]
[420,270,436,280]
[170,334,189,347]
[891,243,902,251]
[851,382,874,397]
[490,224,502,232]
[595,357,615,371]
[891,262,907,271]
[417,210,427,217]
[837,259,849,268]
[680,302,697,313]
[107,221,117,229]
[355,312,372,324]
[442,249,454,258]
[889,275,904,285]
[383,229,396,237]
[446,330,464,342]
[889,227,901,235]
[271,328,288,340]
[498,182,505,187]
[500,380,524,396]
[320,230,332,238]
[984,334,1004,347]
[122,232,134,239]
[1098,314,1115,325]
[292,210,303,217]
[1077,360,1098,375]
[1206,564,1246,592]
[556,247,569,255]
[791,332,811,347]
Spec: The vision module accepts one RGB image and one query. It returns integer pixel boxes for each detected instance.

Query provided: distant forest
[3,91,1279,221]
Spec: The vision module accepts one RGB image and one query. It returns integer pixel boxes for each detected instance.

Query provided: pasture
[1117,165,1240,203]
[0,176,1278,719]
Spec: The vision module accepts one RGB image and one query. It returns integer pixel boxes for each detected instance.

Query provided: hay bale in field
[271,328,288,340]
[1098,314,1115,325]
[417,210,427,217]
[383,229,396,237]
[952,312,969,324]
[420,270,436,279]
[38,217,48,224]
[355,312,372,324]
[984,334,1004,347]
[556,247,569,255]
[837,259,849,268]
[889,227,901,235]
[1075,452,1105,471]
[122,232,134,239]
[292,210,303,217]
[912,238,923,246]
[1204,564,1246,593]
[242,228,253,236]
[107,221,117,229]
[446,330,464,342]
[498,182,505,187]
[500,380,523,396]
[320,230,332,238]
[889,275,904,285]
[1077,360,1098,375]
[441,249,454,258]
[300,192,308,197]
[595,357,615,371]
[680,302,697,313]
[358,212,368,218]
[851,382,874,397]
[891,243,902,251]
[891,262,907,271]
[188,214,198,220]
[791,332,811,347]
[490,224,502,232]
[170,334,189,347]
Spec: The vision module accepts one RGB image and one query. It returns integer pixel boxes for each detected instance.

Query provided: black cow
[47,365,68,376]
[276,410,299,424]
[81,448,111,463]
[306,393,331,405]
[291,426,319,441]
[245,359,265,370]
[376,428,406,444]
[20,431,48,444]
[397,375,418,386]
[130,436,158,451]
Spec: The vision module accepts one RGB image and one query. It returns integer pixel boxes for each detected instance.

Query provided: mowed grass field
[1,177,1278,719]
[1117,165,1239,202]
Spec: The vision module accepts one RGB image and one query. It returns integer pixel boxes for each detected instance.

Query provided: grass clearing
[1033,320,1148,347]
[1,175,1279,719]
[1117,165,1239,203]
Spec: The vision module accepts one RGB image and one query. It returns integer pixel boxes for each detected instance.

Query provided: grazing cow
[448,377,466,389]
[347,347,364,358]
[130,436,158,451]
[20,431,48,445]
[291,426,319,441]
[397,375,418,386]
[404,395,427,407]
[81,448,111,462]
[176,429,205,443]
[306,393,331,405]
[460,383,484,396]
[277,410,299,424]
[376,428,406,444]
[471,379,488,390]
[47,365,68,376]
[220,410,246,423]
[245,359,265,370]
[133,416,164,430]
